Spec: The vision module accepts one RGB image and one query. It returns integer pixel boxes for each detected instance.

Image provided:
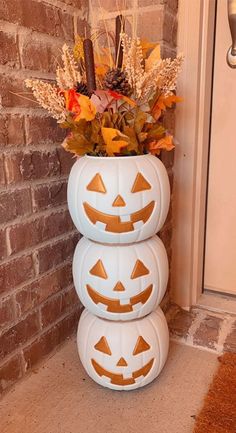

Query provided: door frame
[171,0,236,313]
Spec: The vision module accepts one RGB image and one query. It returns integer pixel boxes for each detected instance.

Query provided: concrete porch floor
[0,339,218,433]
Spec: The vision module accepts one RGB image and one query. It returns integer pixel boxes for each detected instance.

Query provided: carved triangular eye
[89,260,108,279]
[133,336,150,355]
[131,173,151,193]
[94,336,112,355]
[131,260,149,279]
[87,173,106,193]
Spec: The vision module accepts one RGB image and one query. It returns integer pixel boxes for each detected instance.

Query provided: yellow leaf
[75,94,97,122]
[152,93,183,120]
[62,135,92,156]
[101,127,129,156]
[149,135,175,155]
[145,44,161,72]
[95,64,108,78]
[140,39,156,58]
[73,35,84,61]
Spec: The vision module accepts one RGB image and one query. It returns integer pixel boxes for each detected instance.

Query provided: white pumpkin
[77,308,169,391]
[73,235,168,321]
[68,154,170,244]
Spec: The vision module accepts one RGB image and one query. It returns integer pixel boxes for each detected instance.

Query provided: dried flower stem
[56,44,81,90]
[25,79,66,122]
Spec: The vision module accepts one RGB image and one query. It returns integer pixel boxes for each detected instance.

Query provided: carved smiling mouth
[87,284,153,313]
[91,358,154,386]
[83,201,155,233]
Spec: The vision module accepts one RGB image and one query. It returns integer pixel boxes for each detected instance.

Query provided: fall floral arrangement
[25,16,183,157]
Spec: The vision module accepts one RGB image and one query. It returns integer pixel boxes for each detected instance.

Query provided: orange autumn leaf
[149,135,175,155]
[101,127,129,156]
[64,90,96,122]
[77,94,96,121]
[152,94,183,120]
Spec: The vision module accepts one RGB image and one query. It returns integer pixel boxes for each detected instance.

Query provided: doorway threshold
[166,302,236,354]
[197,291,236,315]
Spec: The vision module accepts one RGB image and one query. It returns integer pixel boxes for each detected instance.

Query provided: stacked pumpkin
[68,153,170,390]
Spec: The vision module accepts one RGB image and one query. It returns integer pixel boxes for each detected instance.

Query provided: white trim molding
[171,0,216,309]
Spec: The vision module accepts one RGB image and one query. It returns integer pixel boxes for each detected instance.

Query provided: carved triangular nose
[116,357,128,367]
[113,281,125,291]
[112,194,126,207]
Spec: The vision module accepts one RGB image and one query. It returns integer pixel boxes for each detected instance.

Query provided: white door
[204,0,236,295]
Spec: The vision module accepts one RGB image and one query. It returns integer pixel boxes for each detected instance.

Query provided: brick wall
[0,0,88,394]
[88,0,178,306]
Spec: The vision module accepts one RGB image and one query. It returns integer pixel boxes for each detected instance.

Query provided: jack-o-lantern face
[77,308,169,390]
[84,172,155,234]
[73,236,168,321]
[92,335,153,386]
[68,154,170,244]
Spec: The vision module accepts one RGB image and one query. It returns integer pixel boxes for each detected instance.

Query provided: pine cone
[104,68,132,96]
[75,82,90,97]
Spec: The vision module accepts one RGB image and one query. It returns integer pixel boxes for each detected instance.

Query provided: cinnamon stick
[83,38,96,94]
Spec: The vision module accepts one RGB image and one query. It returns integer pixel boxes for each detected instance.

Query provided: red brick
[0,229,7,260]
[224,321,236,353]
[4,150,61,184]
[40,293,62,328]
[25,115,66,145]
[0,0,74,40]
[138,9,164,42]
[23,308,80,371]
[20,35,61,73]
[0,114,25,146]
[0,254,35,295]
[0,311,40,360]
[56,307,81,341]
[163,109,175,134]
[57,147,75,175]
[8,209,73,255]
[168,169,174,193]
[36,233,79,273]
[0,296,15,329]
[32,181,67,212]
[168,309,196,338]
[60,0,82,5]
[61,286,78,313]
[0,156,6,184]
[15,282,39,317]
[23,326,60,371]
[0,354,22,394]
[193,316,223,349]
[37,264,73,302]
[159,225,172,250]
[138,0,178,13]
[15,263,73,315]
[90,0,132,10]
[163,11,177,46]
[160,148,175,168]
[0,73,35,108]
[165,0,178,12]
[0,188,32,224]
[41,286,79,328]
[0,31,20,68]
